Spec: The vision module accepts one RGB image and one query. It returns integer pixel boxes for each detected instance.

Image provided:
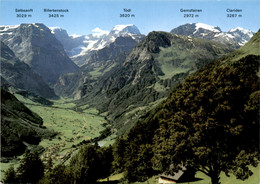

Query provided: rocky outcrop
[0,23,78,85]
[0,42,57,98]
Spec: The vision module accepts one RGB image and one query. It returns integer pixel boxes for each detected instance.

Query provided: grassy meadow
[1,93,114,179]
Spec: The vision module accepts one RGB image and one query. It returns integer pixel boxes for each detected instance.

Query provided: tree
[16,150,45,183]
[152,55,259,184]
[124,143,157,182]
[68,143,113,184]
[39,164,70,184]
[114,112,161,182]
[45,157,53,173]
[69,144,100,183]
[3,165,17,183]
[113,137,127,172]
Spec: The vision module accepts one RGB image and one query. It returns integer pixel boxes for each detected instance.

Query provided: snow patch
[85,40,99,50]
[225,33,235,39]
[229,27,253,37]
[229,27,244,32]
[194,23,221,34]
[32,23,39,27]
[49,27,62,34]
[214,32,235,39]
[0,25,19,32]
[129,34,137,40]
[112,24,134,34]
[0,32,13,36]
[71,34,82,38]
[239,38,248,46]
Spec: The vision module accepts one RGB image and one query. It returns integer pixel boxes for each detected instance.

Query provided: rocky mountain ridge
[0,23,78,85]
[51,24,145,66]
[54,36,139,98]
[0,42,57,98]
[171,23,254,48]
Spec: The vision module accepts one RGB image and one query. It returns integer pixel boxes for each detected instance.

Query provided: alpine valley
[0,22,259,184]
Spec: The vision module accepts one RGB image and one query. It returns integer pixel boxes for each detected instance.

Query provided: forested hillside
[113,31,260,184]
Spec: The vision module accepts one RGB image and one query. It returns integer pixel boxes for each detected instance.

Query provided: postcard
[1,0,259,183]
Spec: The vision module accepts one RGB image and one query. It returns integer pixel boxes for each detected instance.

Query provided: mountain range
[171,23,254,48]
[0,23,78,85]
[0,23,253,93]
[51,23,254,68]
[0,22,256,156]
[51,24,145,66]
[63,31,235,134]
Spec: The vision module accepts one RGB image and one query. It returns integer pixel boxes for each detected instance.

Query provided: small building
[159,175,178,183]
[158,166,196,184]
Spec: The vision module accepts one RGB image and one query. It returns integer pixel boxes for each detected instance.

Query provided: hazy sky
[1,0,259,35]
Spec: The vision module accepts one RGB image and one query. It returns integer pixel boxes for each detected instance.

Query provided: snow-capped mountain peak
[64,24,143,66]
[112,24,133,32]
[229,27,244,32]
[110,24,141,36]
[0,24,52,37]
[194,23,221,33]
[88,24,142,51]
[171,23,254,48]
[229,27,254,36]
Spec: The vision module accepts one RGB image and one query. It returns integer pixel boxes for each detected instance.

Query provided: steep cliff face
[0,42,57,98]
[49,27,82,52]
[0,23,78,85]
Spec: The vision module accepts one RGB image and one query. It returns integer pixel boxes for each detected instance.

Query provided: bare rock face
[49,27,84,53]
[0,42,57,98]
[0,23,78,85]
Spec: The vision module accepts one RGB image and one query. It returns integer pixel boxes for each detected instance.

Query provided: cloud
[92,27,109,37]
